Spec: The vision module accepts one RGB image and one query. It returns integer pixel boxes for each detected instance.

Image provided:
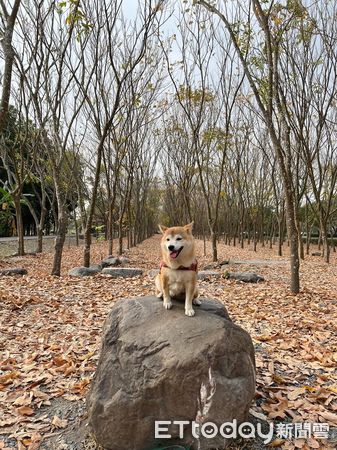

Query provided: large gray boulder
[87,296,256,450]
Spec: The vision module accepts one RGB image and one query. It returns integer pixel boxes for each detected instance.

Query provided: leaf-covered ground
[0,236,336,450]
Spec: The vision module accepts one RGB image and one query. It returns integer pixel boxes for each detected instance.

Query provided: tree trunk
[37,202,47,253]
[211,229,217,262]
[240,210,244,249]
[108,201,113,256]
[118,220,123,255]
[74,210,79,247]
[253,221,257,252]
[83,137,105,267]
[278,218,283,256]
[127,228,130,249]
[324,238,330,263]
[306,227,312,256]
[284,192,300,293]
[269,222,274,249]
[0,0,22,133]
[13,195,24,256]
[318,229,322,250]
[320,219,330,263]
[36,227,43,253]
[83,225,92,267]
[51,211,68,276]
[296,216,304,260]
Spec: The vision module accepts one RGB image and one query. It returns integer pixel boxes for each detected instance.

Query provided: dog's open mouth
[170,247,183,259]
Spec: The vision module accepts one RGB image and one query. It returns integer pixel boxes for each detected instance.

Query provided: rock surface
[101,267,143,277]
[197,270,222,280]
[203,261,229,270]
[87,296,256,450]
[100,257,120,268]
[118,256,130,264]
[225,271,264,283]
[68,267,100,277]
[147,268,160,277]
[0,268,27,276]
[89,264,102,273]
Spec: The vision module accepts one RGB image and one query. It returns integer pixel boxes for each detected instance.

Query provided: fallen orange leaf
[319,410,337,425]
[288,387,306,401]
[16,406,34,416]
[51,415,68,429]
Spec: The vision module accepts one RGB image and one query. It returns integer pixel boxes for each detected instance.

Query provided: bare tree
[76,0,165,266]
[0,0,21,132]
[196,0,305,292]
[15,0,92,274]
[161,5,244,261]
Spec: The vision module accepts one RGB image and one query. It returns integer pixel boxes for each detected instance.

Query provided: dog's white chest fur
[166,268,195,296]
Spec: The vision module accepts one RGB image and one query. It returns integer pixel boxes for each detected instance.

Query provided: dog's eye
[176,237,182,241]
[166,238,170,241]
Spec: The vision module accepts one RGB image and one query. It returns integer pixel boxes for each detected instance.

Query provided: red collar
[160,260,198,272]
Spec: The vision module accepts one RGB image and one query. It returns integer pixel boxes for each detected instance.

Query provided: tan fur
[155,222,200,317]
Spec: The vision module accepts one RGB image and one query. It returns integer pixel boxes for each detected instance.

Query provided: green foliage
[177,86,214,104]
[57,0,93,40]
[202,127,231,146]
[0,209,13,237]
[269,0,317,43]
[0,186,13,207]
[95,225,105,233]
[166,120,187,136]
[249,54,265,71]
[0,187,14,237]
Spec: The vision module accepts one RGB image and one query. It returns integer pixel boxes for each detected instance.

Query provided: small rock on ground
[68,267,100,277]
[0,268,27,276]
[147,269,160,277]
[101,267,143,278]
[89,264,102,272]
[198,270,222,280]
[225,272,264,283]
[100,257,120,268]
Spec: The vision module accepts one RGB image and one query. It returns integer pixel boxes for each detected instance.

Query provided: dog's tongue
[170,250,179,259]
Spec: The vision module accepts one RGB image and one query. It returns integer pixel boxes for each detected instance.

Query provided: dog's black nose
[168,245,175,251]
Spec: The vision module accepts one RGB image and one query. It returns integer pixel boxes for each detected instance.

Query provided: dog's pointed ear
[184,221,194,234]
[158,224,168,234]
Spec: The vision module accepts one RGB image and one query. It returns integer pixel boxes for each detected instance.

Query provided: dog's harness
[160,260,198,272]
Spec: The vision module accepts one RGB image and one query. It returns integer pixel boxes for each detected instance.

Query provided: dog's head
[158,222,195,264]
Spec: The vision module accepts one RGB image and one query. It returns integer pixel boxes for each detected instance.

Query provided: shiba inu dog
[155,222,200,317]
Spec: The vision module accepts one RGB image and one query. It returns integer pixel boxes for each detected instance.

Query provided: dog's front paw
[163,299,172,310]
[185,308,195,317]
[193,298,201,306]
